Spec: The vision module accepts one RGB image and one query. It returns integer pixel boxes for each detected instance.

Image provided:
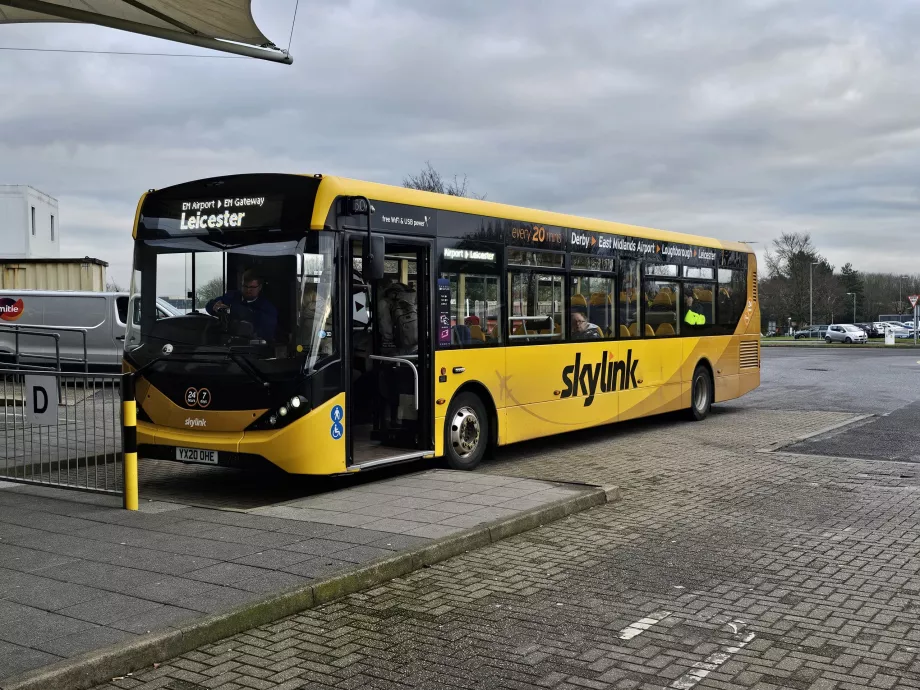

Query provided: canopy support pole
[0,0,293,63]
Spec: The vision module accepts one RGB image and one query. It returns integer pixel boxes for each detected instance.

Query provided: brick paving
[89,401,920,690]
[0,470,588,681]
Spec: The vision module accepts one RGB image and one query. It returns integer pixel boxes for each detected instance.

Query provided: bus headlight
[246,395,311,431]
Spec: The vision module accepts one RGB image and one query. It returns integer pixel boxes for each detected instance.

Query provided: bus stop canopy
[0,0,292,63]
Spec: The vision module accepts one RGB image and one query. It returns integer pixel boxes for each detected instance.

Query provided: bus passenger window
[508,271,564,343]
[619,260,641,337]
[440,272,501,346]
[717,269,747,329]
[683,282,715,330]
[644,277,679,337]
[569,275,614,339]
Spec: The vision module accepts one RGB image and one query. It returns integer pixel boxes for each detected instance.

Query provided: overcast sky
[1,0,919,287]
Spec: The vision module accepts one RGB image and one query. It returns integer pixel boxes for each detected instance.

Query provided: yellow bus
[125,173,760,474]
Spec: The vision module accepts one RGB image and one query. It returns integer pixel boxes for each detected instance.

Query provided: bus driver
[206,268,278,340]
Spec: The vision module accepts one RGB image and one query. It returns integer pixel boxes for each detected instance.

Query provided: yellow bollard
[122,373,139,511]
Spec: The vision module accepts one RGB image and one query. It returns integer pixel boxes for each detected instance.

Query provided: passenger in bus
[206,268,278,340]
[571,307,603,339]
[684,294,706,326]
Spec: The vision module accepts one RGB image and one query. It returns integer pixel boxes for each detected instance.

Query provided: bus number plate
[176,447,218,464]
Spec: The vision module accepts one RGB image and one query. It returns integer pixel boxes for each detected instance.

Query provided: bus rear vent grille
[740,341,760,369]
[752,270,758,302]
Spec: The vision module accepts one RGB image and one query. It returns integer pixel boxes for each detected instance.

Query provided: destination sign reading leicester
[140,195,285,235]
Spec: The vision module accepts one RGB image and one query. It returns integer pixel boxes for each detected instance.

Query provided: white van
[0,290,179,370]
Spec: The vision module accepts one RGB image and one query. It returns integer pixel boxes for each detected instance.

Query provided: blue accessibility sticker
[331,404,343,423]
[330,422,344,440]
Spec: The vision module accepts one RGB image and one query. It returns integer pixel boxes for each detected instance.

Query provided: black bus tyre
[445,392,489,471]
[687,365,712,421]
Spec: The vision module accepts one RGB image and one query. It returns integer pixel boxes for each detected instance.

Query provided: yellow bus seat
[656,322,676,336]
[651,292,671,308]
[628,322,639,337]
[572,294,587,307]
[469,325,486,342]
[645,324,656,337]
[620,325,631,338]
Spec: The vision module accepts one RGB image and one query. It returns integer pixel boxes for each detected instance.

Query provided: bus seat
[452,325,471,345]
[628,322,639,337]
[572,294,587,307]
[656,322,676,336]
[645,324,656,337]
[698,289,713,302]
[589,292,609,305]
[469,325,486,342]
[620,325,630,338]
[651,292,672,308]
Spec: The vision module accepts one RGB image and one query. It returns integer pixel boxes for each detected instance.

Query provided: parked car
[0,290,179,371]
[855,322,879,338]
[825,324,867,344]
[794,325,828,339]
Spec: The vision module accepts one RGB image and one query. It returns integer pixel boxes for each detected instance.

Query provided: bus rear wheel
[687,365,712,421]
[445,392,489,471]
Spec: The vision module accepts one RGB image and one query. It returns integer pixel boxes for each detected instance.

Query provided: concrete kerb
[755,413,875,454]
[0,483,616,690]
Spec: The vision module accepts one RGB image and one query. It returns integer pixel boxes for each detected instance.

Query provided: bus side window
[440,272,501,347]
[619,260,641,337]
[508,270,564,343]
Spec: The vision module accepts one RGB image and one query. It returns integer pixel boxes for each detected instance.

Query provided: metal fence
[0,369,124,494]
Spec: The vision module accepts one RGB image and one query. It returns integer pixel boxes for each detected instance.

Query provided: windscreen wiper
[186,347,272,388]
[129,349,270,389]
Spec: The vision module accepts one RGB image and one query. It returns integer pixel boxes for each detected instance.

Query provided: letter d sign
[25,375,58,425]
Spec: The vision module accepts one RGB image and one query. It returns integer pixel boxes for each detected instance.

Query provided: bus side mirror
[364,236,385,281]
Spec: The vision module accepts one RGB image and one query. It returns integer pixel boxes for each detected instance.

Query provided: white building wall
[0,186,60,259]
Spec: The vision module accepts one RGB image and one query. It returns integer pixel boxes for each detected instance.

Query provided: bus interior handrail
[369,354,419,410]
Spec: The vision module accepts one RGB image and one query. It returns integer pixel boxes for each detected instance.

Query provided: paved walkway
[0,469,590,682]
[90,403,920,690]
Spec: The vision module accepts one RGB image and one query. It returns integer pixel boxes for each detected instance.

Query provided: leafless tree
[403,162,486,200]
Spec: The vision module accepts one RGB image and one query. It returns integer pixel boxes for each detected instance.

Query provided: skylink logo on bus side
[560,350,639,407]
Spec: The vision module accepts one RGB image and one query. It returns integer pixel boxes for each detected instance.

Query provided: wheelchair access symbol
[330,405,344,440]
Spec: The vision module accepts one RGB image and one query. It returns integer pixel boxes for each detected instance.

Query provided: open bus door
[347,235,434,469]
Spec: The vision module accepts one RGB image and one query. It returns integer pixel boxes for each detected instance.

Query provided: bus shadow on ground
[138,405,742,510]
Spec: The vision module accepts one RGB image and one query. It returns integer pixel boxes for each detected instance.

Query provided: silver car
[825,324,867,344]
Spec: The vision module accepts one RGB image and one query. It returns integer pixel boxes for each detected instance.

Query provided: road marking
[618,610,672,640]
[670,631,756,689]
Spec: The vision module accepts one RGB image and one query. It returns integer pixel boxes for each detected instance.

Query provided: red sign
[0,298,24,321]
[909,295,919,308]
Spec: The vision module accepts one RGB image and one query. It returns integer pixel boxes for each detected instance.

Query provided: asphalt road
[739,347,920,415]
[753,347,920,464]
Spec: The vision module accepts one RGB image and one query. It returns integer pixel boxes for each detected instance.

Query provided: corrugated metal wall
[0,262,106,291]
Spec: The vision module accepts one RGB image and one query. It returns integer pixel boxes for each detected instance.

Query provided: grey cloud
[1,0,919,283]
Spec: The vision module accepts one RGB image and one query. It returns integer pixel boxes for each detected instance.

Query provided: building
[0,257,108,291]
[0,185,59,259]
[0,186,108,291]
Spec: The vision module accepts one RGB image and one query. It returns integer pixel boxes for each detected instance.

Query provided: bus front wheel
[445,392,489,471]
[687,365,712,421]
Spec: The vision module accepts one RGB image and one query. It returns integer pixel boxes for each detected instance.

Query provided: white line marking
[618,610,672,640]
[670,631,756,689]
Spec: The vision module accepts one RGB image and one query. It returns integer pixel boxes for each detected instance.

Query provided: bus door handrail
[369,355,419,410]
